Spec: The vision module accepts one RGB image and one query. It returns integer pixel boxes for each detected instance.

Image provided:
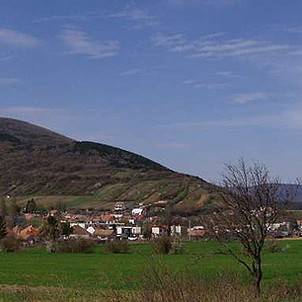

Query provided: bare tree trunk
[253,257,262,297]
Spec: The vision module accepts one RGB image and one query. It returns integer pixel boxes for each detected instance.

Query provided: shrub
[0,236,21,252]
[52,239,96,253]
[46,241,56,253]
[105,240,129,254]
[152,236,172,254]
[170,238,185,254]
[266,240,283,253]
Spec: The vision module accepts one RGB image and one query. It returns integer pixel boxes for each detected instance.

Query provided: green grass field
[0,239,301,292]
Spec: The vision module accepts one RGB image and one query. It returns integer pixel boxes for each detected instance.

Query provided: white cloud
[216,71,237,78]
[0,78,20,86]
[270,25,302,35]
[108,8,159,27]
[152,33,294,59]
[60,29,120,59]
[232,92,271,104]
[0,106,57,116]
[183,79,228,90]
[34,15,91,23]
[183,79,196,85]
[208,110,302,129]
[0,55,14,62]
[120,68,141,76]
[167,0,240,6]
[152,33,186,48]
[0,28,39,48]
[157,108,302,131]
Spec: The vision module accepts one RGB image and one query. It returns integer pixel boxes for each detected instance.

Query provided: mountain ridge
[0,117,217,212]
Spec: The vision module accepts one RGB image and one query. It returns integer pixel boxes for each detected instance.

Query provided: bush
[152,236,172,254]
[0,236,21,252]
[170,238,185,254]
[105,240,129,254]
[266,240,283,253]
[46,241,56,253]
[51,239,96,253]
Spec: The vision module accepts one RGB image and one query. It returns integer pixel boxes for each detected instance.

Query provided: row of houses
[8,200,302,244]
[69,222,206,241]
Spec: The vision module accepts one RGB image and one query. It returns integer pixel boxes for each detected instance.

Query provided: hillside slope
[0,117,217,211]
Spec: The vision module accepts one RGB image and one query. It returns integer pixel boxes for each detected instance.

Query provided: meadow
[0,240,302,301]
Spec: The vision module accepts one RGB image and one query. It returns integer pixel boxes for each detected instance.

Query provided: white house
[114,202,126,212]
[116,226,132,237]
[70,222,86,229]
[170,225,182,236]
[132,226,142,235]
[86,226,96,235]
[132,208,144,216]
[151,226,168,237]
[116,226,142,238]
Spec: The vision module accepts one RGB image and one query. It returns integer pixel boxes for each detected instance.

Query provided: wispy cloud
[183,79,228,90]
[232,92,271,104]
[0,106,58,116]
[0,55,14,62]
[167,0,240,6]
[108,8,159,28]
[157,108,302,131]
[152,33,186,48]
[269,24,302,35]
[216,71,237,78]
[152,32,294,59]
[0,28,39,48]
[155,142,190,149]
[0,78,20,86]
[34,14,92,23]
[60,29,120,59]
[120,68,141,76]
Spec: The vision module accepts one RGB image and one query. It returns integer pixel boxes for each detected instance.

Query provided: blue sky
[1,0,302,182]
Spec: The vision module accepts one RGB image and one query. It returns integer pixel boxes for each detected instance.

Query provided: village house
[100,213,116,224]
[188,226,206,240]
[131,226,142,236]
[132,208,144,216]
[116,225,142,239]
[86,226,96,235]
[296,219,302,230]
[11,225,40,244]
[114,202,126,212]
[70,225,91,239]
[94,228,114,241]
[151,225,168,237]
[170,225,183,237]
[70,222,86,229]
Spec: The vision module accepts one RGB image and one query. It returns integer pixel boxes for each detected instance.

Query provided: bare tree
[205,159,297,296]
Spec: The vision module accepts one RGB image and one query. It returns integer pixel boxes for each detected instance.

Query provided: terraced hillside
[0,117,218,211]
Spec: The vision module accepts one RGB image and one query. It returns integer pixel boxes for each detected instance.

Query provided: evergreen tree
[42,216,60,241]
[60,222,73,237]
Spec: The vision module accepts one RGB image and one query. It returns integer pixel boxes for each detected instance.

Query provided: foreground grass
[0,240,302,289]
[0,240,301,301]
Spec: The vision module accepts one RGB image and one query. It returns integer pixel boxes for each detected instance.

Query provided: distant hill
[277,184,302,210]
[0,117,218,212]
